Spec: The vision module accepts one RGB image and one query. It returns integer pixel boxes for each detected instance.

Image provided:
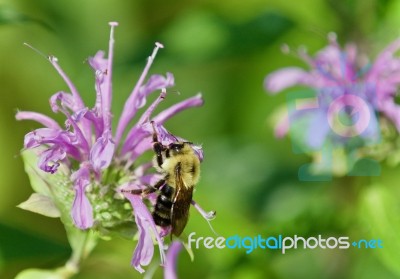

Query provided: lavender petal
[24,128,82,161]
[89,131,115,172]
[136,73,174,109]
[71,165,94,229]
[114,43,166,145]
[164,241,183,279]
[265,67,315,93]
[16,111,61,129]
[49,56,84,110]
[153,93,204,125]
[123,192,166,273]
[38,146,66,173]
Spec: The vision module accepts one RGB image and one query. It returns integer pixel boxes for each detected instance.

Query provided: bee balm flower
[17,22,212,274]
[265,34,400,151]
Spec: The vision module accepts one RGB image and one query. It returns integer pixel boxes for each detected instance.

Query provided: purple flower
[17,22,211,273]
[164,241,183,279]
[264,34,400,151]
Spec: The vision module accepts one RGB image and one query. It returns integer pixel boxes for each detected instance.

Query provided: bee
[131,121,201,237]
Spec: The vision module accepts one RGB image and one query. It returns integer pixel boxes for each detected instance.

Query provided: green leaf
[15,265,80,279]
[20,149,98,273]
[17,193,61,218]
[15,269,63,279]
[21,149,73,223]
[21,149,70,197]
[21,150,52,196]
[182,241,195,262]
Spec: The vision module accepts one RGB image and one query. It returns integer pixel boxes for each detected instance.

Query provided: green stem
[69,230,90,271]
[59,230,97,278]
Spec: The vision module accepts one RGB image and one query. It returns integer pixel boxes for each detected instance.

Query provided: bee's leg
[123,179,166,196]
[153,142,165,167]
[145,179,166,194]
[124,189,147,195]
[151,121,167,167]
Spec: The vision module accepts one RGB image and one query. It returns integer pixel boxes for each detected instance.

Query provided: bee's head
[168,142,193,155]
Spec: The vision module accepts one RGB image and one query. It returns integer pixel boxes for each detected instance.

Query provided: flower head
[265,34,400,153]
[17,22,212,274]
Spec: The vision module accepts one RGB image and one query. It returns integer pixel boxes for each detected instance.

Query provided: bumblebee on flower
[17,21,214,277]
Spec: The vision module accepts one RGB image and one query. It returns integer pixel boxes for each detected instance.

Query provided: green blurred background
[2,0,400,278]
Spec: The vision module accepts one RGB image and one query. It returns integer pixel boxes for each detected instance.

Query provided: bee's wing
[171,163,193,237]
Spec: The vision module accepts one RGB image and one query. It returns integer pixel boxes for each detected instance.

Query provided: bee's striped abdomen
[152,184,174,227]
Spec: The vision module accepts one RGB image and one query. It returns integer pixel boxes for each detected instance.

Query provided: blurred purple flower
[264,34,400,149]
[17,22,208,273]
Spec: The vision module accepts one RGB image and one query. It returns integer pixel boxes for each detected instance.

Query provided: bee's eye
[169,143,183,152]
